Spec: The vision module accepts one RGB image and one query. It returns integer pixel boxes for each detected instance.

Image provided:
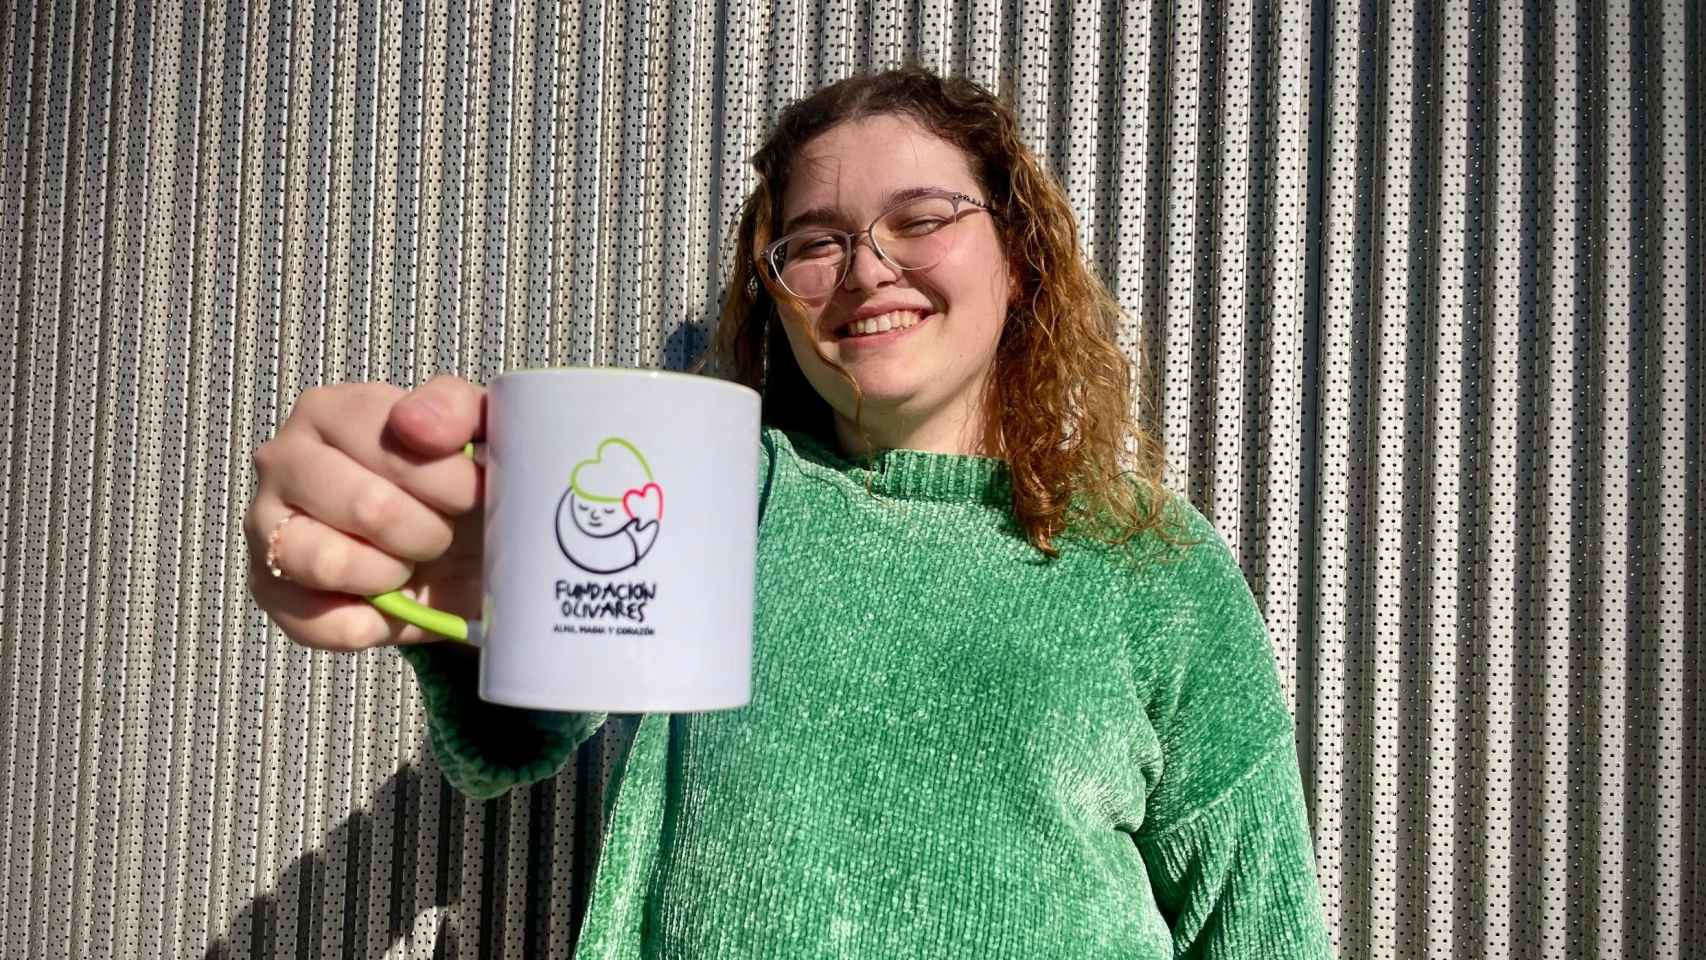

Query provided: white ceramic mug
[369,368,762,712]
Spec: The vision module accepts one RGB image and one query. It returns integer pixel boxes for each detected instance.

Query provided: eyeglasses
[761,189,993,301]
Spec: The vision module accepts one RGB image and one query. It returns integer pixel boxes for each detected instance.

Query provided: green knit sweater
[400,428,1333,958]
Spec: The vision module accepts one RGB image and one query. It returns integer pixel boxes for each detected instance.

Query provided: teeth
[844,311,924,338]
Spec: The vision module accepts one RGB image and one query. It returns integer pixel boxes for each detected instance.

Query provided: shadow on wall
[662,313,716,372]
[204,718,622,960]
[203,323,717,960]
[201,764,458,960]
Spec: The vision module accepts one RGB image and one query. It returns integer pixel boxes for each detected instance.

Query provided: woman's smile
[833,310,937,347]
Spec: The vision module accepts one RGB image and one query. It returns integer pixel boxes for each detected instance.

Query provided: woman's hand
[245,375,486,651]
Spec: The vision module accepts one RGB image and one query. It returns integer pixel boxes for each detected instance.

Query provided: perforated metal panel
[0,0,1699,957]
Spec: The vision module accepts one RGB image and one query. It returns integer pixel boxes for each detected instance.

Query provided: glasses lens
[775,232,846,299]
[770,195,967,299]
[873,195,959,269]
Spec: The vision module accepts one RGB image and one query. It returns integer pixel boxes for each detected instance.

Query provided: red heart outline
[622,483,664,523]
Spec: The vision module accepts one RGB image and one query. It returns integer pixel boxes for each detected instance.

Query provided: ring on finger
[266,511,305,580]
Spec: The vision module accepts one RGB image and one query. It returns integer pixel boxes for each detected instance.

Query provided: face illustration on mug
[555,437,666,574]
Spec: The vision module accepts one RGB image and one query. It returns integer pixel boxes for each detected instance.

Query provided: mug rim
[495,366,758,400]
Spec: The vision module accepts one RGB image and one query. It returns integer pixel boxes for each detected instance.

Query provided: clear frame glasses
[761,189,993,300]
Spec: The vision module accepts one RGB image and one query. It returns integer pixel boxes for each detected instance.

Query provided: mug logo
[555,437,664,574]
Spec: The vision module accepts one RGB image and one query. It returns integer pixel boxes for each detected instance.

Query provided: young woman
[247,67,1332,958]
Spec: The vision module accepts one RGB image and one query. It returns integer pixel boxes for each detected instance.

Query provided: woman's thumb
[390,375,485,455]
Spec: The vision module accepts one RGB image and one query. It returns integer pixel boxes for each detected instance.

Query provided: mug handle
[366,441,484,647]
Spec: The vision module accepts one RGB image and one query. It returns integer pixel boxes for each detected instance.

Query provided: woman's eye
[793,237,841,258]
[601,508,616,516]
[896,217,948,236]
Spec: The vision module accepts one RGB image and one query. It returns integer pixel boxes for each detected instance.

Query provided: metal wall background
[0,0,1698,957]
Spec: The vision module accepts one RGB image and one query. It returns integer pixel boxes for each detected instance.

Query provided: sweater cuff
[398,643,606,800]
[1134,740,1334,959]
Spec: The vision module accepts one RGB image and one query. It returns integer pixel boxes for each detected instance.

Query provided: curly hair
[699,66,1172,558]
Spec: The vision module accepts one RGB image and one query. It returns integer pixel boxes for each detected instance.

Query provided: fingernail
[407,396,446,419]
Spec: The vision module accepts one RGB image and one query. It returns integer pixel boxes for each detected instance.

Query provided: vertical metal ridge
[82,4,150,955]
[214,3,282,957]
[118,0,185,954]
[1476,1,1528,953]
[461,0,507,381]
[0,5,36,668]
[1639,2,1689,954]
[1185,0,1217,512]
[643,0,672,367]
[1686,1,1705,949]
[7,0,81,955]
[1236,0,1270,572]
[153,0,211,951]
[1367,0,1419,949]
[450,0,485,382]
[1206,0,1252,554]
[1588,0,1632,953]
[506,0,547,371]
[1308,0,1367,944]
[198,0,254,946]
[176,0,231,951]
[548,0,582,368]
[571,0,617,368]
[1535,1,1586,955]
[1257,0,1312,715]
[63,2,120,956]
[0,0,45,949]
[1420,7,1472,954]
[371,0,408,388]
[1107,0,1154,336]
[1159,0,1203,492]
[611,0,660,368]
[1559,3,1601,950]
[659,0,717,373]
[417,0,459,377]
[414,0,447,385]
[250,1,300,956]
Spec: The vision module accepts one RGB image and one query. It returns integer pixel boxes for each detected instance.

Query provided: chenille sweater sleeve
[398,644,605,800]
[1131,504,1333,959]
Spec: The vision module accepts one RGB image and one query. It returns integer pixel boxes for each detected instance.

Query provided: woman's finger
[249,563,441,650]
[284,381,481,517]
[316,402,483,517]
[248,495,417,597]
[258,434,456,563]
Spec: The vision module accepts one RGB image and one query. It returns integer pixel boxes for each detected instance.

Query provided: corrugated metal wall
[0,0,1698,957]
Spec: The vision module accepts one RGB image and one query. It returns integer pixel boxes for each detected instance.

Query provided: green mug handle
[366,442,481,645]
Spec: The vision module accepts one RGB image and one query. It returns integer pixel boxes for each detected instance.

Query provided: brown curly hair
[698,66,1172,558]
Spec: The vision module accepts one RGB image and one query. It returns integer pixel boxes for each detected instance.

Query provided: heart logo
[622,483,664,527]
[570,438,654,501]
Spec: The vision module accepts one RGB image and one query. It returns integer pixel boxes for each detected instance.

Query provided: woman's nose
[841,238,900,291]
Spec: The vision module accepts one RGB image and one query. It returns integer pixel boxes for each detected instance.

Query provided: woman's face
[773,113,1012,453]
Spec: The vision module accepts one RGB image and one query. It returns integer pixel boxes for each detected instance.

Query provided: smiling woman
[709,70,1167,559]
[247,63,1333,960]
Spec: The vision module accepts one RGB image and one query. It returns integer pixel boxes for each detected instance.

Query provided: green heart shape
[570,437,655,504]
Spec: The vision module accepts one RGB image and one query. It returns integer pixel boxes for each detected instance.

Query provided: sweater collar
[784,430,1013,505]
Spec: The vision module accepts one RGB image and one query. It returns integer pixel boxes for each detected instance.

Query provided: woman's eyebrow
[780,185,951,234]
